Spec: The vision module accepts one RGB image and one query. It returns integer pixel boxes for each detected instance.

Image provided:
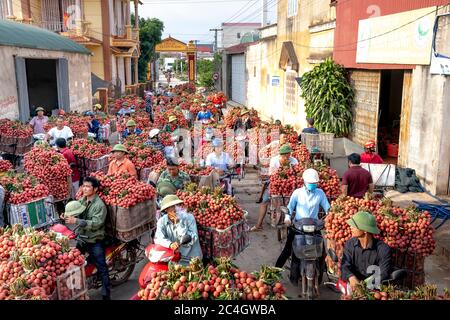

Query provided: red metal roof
[225,41,259,54]
[222,23,261,27]
[196,45,213,53]
[333,0,448,69]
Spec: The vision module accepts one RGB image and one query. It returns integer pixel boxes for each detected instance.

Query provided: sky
[138,0,278,46]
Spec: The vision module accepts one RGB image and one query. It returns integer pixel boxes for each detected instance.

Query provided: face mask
[305,183,317,191]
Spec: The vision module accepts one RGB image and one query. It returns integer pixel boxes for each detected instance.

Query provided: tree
[196,59,214,88]
[299,58,354,137]
[131,14,164,82]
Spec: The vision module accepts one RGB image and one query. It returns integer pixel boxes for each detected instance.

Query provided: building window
[287,0,298,18]
[237,32,241,39]
[285,69,297,113]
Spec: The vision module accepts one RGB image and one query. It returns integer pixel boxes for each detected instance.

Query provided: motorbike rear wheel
[109,245,138,287]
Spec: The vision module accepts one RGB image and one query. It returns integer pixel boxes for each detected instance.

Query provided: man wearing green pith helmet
[341,211,392,291]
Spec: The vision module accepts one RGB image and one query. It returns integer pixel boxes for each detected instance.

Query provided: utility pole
[209,28,223,53]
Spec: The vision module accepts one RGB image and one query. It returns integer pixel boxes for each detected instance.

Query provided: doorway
[26,59,58,116]
[377,70,404,164]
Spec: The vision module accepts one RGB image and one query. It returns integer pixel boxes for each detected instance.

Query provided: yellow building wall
[84,0,104,42]
[248,0,335,132]
[88,45,105,80]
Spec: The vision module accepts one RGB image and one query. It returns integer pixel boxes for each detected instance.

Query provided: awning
[279,41,299,72]
[91,73,109,94]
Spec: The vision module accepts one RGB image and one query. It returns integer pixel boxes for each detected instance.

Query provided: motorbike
[49,223,145,288]
[138,234,192,289]
[290,218,325,300]
[324,247,408,295]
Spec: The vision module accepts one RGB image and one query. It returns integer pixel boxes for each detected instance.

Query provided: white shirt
[206,152,233,172]
[47,126,74,143]
[269,155,298,175]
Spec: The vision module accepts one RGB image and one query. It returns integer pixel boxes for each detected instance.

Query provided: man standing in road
[341,153,374,198]
[63,177,111,300]
[29,107,49,135]
[55,138,80,199]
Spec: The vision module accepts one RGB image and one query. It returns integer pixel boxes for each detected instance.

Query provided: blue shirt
[197,111,212,120]
[122,128,142,138]
[154,208,203,264]
[287,187,330,221]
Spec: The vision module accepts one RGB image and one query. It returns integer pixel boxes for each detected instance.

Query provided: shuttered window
[284,69,297,114]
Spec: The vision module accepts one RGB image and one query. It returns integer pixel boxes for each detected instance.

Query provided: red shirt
[342,166,373,198]
[360,152,383,164]
[212,96,222,105]
[60,148,80,182]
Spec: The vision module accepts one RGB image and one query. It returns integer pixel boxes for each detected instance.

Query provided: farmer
[360,140,383,164]
[156,157,190,191]
[233,109,253,132]
[162,116,178,133]
[107,144,137,178]
[341,211,392,291]
[144,92,154,121]
[63,179,111,300]
[145,128,165,153]
[251,144,299,232]
[55,138,80,199]
[256,134,288,204]
[154,195,202,265]
[45,117,74,146]
[118,101,131,116]
[298,117,319,142]
[341,153,374,198]
[206,138,234,195]
[86,111,100,139]
[122,120,142,139]
[29,107,49,134]
[196,103,214,123]
[275,168,330,268]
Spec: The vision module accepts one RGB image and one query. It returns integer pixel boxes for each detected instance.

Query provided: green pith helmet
[240,109,249,116]
[347,211,380,235]
[279,144,292,155]
[112,144,129,153]
[157,181,177,198]
[174,106,182,112]
[126,119,136,127]
[160,194,184,212]
[64,201,86,217]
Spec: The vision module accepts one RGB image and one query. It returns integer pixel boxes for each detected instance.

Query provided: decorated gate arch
[155,37,197,84]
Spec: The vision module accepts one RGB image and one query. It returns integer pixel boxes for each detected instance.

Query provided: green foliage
[300,58,354,137]
[197,59,214,88]
[172,59,187,74]
[131,14,164,82]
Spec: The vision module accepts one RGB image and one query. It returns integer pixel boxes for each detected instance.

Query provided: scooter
[138,234,192,289]
[49,223,144,288]
[324,247,408,295]
[290,218,325,300]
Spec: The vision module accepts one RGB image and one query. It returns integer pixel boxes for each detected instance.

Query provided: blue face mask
[306,183,317,191]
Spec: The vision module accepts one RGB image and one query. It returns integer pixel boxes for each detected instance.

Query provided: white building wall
[0,46,92,120]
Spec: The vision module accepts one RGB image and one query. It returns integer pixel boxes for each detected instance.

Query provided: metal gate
[230,54,246,105]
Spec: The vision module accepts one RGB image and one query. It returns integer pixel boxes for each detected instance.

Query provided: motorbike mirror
[180,234,192,245]
[391,269,408,281]
[327,248,339,263]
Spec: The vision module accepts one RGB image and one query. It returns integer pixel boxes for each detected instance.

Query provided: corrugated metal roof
[0,20,91,55]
